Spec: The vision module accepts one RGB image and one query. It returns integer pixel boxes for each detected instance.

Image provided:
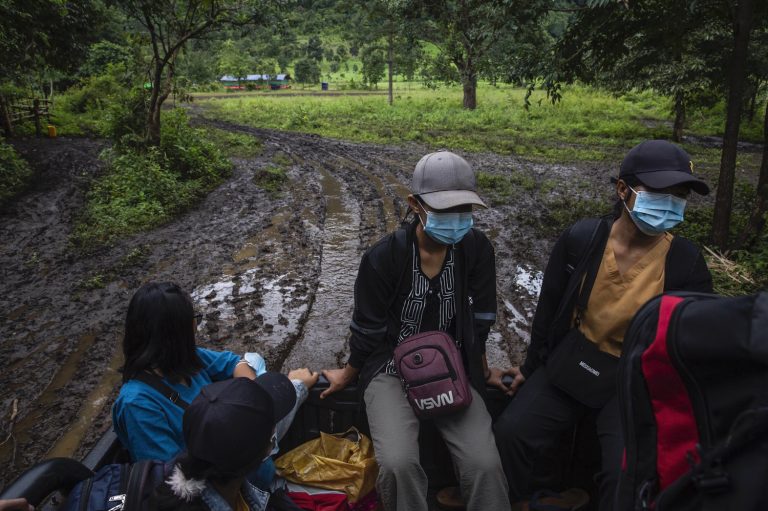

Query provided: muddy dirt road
[0,118,619,488]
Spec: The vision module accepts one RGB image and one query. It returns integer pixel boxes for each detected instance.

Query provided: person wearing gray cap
[494,140,713,510]
[321,151,512,511]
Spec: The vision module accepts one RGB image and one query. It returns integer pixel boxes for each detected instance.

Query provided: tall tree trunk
[462,67,477,110]
[712,0,755,249]
[736,99,768,248]
[387,33,394,106]
[147,61,163,147]
[672,91,685,142]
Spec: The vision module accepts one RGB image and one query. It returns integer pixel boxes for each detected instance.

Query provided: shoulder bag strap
[573,220,610,325]
[132,372,190,410]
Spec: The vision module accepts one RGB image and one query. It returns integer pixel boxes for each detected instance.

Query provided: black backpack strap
[132,372,190,410]
[122,460,155,511]
[573,224,609,324]
[565,218,604,275]
[665,236,700,290]
[562,218,610,323]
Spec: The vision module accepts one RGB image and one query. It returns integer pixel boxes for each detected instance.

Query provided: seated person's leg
[595,395,622,511]
[364,373,427,511]
[493,368,583,501]
[436,387,510,511]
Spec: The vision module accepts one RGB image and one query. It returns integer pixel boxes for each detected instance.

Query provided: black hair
[147,452,262,511]
[612,175,642,220]
[121,282,203,383]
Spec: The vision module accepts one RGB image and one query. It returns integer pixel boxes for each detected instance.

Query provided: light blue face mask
[420,210,474,245]
[624,185,687,236]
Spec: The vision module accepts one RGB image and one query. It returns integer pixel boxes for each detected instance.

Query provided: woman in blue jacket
[112,282,317,467]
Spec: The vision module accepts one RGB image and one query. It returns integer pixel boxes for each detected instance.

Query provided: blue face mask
[624,185,687,236]
[420,210,473,245]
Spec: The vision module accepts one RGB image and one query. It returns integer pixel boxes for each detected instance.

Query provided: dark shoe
[436,486,465,510]
[510,488,590,511]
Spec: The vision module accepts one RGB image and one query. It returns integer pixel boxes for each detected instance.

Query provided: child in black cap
[149,374,298,511]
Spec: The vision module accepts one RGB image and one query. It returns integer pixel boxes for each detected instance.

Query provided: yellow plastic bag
[275,427,378,503]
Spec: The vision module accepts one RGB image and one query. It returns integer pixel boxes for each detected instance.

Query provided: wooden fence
[0,97,52,137]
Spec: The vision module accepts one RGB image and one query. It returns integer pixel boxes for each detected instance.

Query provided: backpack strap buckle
[107,494,126,511]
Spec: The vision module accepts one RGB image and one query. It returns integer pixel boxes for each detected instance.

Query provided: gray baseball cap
[411,151,487,210]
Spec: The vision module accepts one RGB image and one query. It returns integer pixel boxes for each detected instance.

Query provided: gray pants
[364,373,510,511]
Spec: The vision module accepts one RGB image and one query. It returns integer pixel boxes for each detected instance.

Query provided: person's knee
[377,450,421,479]
[493,404,535,452]
[460,450,504,479]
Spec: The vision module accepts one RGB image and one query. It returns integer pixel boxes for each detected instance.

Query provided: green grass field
[198,84,764,169]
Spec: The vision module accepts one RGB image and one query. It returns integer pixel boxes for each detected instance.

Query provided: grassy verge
[200,126,263,158]
[71,109,232,249]
[0,141,33,207]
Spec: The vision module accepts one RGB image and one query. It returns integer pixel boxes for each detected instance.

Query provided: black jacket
[520,217,713,378]
[347,219,497,395]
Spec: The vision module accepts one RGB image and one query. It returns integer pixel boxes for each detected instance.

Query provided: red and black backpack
[616,291,768,511]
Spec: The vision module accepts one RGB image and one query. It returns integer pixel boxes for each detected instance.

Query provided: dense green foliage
[72,109,231,248]
[0,141,32,207]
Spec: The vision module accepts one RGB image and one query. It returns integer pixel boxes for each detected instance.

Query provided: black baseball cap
[615,140,709,195]
[183,373,296,474]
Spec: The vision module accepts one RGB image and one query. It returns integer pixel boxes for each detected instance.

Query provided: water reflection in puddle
[191,270,307,349]
[281,168,361,370]
[515,265,543,299]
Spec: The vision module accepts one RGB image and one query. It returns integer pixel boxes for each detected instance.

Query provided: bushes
[0,141,32,207]
[72,109,231,248]
[54,64,147,139]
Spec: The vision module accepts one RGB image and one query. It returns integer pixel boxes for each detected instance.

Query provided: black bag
[61,459,167,511]
[616,291,768,511]
[545,218,617,409]
[545,327,619,408]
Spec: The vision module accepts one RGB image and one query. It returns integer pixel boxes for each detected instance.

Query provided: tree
[0,0,106,81]
[79,41,133,79]
[117,0,276,146]
[360,46,386,88]
[711,0,757,248]
[405,0,547,109]
[306,35,324,62]
[554,0,723,142]
[218,39,252,85]
[294,58,321,84]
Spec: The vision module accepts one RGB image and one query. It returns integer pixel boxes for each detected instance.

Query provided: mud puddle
[281,168,361,371]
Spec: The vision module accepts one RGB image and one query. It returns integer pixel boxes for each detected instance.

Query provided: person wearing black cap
[321,151,512,511]
[148,375,297,511]
[113,282,318,489]
[494,140,713,510]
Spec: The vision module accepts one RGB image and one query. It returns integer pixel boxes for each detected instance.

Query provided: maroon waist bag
[393,330,472,419]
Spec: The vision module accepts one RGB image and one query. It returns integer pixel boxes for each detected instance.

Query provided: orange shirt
[578,233,672,357]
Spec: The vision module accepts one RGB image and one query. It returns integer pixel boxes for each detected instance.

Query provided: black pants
[493,368,623,511]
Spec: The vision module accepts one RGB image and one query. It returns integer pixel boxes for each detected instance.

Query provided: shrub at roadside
[72,109,231,248]
[54,64,142,137]
[0,141,32,207]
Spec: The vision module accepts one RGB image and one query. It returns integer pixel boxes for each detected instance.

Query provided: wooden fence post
[33,99,42,137]
[0,96,12,137]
